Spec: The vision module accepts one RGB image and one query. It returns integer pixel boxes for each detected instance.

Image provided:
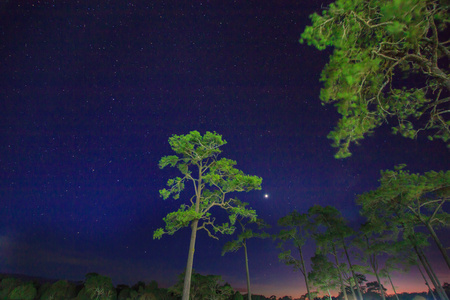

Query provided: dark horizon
[1,0,449,299]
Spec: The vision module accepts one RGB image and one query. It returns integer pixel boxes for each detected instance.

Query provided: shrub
[8,282,37,300]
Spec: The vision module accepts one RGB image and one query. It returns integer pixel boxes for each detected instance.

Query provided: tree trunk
[419,247,449,300]
[332,244,348,300]
[342,241,363,300]
[385,270,400,300]
[182,219,199,300]
[414,244,448,300]
[298,245,312,300]
[417,262,437,300]
[375,271,386,300]
[243,241,251,300]
[425,221,450,269]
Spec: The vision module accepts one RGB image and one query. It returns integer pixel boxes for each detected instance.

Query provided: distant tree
[276,211,314,300]
[0,278,22,299]
[169,271,234,300]
[222,217,270,300]
[7,282,37,300]
[86,273,116,300]
[366,281,387,295]
[154,131,262,300]
[40,280,77,300]
[233,291,244,300]
[300,0,450,158]
[443,283,450,297]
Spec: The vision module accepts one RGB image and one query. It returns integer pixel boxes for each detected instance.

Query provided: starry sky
[1,1,449,298]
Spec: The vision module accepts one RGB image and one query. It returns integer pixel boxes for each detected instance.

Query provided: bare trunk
[425,221,450,269]
[374,271,386,300]
[420,247,449,300]
[298,245,312,300]
[332,244,348,300]
[183,168,202,300]
[342,241,363,300]
[182,219,199,300]
[417,262,437,300]
[243,242,251,300]
[414,244,448,300]
[386,270,399,300]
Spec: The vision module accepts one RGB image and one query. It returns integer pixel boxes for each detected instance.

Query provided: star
[264,194,269,198]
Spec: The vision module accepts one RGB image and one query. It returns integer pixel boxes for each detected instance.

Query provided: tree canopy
[301,0,450,158]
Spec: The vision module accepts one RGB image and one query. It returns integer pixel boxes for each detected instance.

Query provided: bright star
[264,194,269,198]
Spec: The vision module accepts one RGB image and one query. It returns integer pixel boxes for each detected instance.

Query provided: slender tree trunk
[414,244,448,300]
[327,289,332,300]
[417,262,437,300]
[183,171,202,300]
[332,244,348,300]
[182,219,199,300]
[243,241,251,300]
[375,271,386,300]
[425,221,450,269]
[298,245,312,300]
[349,277,358,300]
[385,270,399,300]
[370,255,385,300]
[420,247,449,300]
[342,241,363,300]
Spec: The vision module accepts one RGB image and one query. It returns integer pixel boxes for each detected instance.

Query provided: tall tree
[154,131,262,300]
[358,170,449,300]
[358,165,450,269]
[308,253,340,300]
[309,205,364,300]
[222,217,270,300]
[276,211,314,300]
[354,221,394,300]
[300,0,449,158]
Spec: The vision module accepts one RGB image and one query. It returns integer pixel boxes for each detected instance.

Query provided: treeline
[0,272,448,300]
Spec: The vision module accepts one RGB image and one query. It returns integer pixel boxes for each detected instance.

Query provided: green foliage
[169,271,234,300]
[357,165,450,268]
[222,217,270,255]
[276,211,311,273]
[357,166,450,226]
[301,0,450,158]
[154,131,262,240]
[232,291,244,300]
[84,273,116,300]
[40,280,77,300]
[8,282,37,300]
[0,278,21,299]
[308,253,340,295]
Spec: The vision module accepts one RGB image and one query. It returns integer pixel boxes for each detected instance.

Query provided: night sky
[1,1,449,298]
